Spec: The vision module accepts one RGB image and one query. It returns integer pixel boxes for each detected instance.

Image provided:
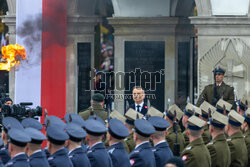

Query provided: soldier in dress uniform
[216,99,232,115]
[85,119,113,167]
[148,116,173,167]
[242,108,250,167]
[181,116,211,167]
[25,127,49,167]
[182,103,195,147]
[65,123,91,167]
[129,119,156,167]
[196,67,234,107]
[107,118,130,167]
[206,111,231,167]
[164,104,185,154]
[236,95,249,116]
[225,110,248,166]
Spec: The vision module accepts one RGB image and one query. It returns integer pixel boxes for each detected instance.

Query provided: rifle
[173,110,180,156]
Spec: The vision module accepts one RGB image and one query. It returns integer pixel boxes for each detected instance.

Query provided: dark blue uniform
[128,103,148,116]
[48,148,73,167]
[5,153,29,167]
[0,145,10,164]
[107,142,130,167]
[29,150,49,167]
[153,141,173,167]
[87,142,113,167]
[129,142,156,167]
[69,147,90,167]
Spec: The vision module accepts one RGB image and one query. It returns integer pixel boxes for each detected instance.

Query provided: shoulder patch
[108,148,115,154]
[130,159,135,166]
[185,146,192,150]
[182,155,188,161]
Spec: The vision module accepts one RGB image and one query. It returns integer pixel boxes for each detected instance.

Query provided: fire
[0,44,27,71]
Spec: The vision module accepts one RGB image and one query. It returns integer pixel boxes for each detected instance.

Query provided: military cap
[148,116,169,131]
[187,116,206,130]
[85,119,107,136]
[200,101,216,119]
[65,113,85,127]
[184,103,195,117]
[216,99,232,113]
[165,104,183,121]
[21,118,43,130]
[237,94,250,111]
[125,108,143,125]
[24,127,46,144]
[46,126,69,145]
[108,118,129,139]
[133,119,155,137]
[2,117,23,132]
[66,123,87,142]
[45,115,66,130]
[213,67,225,75]
[88,115,105,125]
[110,110,126,123]
[148,106,164,118]
[228,110,244,126]
[8,128,31,147]
[244,108,250,123]
[92,93,104,102]
[210,111,228,128]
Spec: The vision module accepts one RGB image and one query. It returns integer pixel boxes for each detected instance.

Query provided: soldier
[46,126,73,167]
[242,108,250,166]
[225,110,248,166]
[164,104,185,154]
[206,111,231,167]
[216,99,232,115]
[196,67,234,107]
[236,94,249,116]
[182,103,195,147]
[129,119,156,167]
[85,119,113,167]
[148,116,173,167]
[25,127,49,167]
[181,116,211,167]
[107,118,130,167]
[65,123,91,167]
[79,93,107,121]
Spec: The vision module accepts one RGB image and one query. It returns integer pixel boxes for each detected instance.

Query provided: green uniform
[202,124,211,145]
[79,104,107,121]
[206,134,231,167]
[227,131,248,167]
[196,82,234,107]
[166,125,185,154]
[181,137,211,167]
[183,129,189,147]
[124,133,135,153]
[244,129,250,167]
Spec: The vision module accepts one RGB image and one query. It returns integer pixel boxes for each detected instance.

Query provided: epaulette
[185,146,192,150]
[108,148,115,154]
[226,138,231,142]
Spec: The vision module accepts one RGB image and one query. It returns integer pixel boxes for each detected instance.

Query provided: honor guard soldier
[21,118,43,130]
[25,127,49,167]
[46,126,73,167]
[129,119,156,167]
[65,123,91,167]
[206,111,231,167]
[243,108,250,167]
[6,128,31,167]
[85,119,113,167]
[164,104,185,154]
[148,116,173,167]
[196,67,234,107]
[225,110,248,166]
[216,99,232,115]
[237,94,249,116]
[181,116,211,167]
[107,118,130,167]
[182,103,195,147]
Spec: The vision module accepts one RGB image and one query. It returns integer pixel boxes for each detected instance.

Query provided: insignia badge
[182,155,188,161]
[130,159,135,166]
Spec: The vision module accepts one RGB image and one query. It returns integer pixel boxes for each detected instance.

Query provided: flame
[0,44,27,71]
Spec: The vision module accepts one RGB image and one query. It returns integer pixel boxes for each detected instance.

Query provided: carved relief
[199,38,250,99]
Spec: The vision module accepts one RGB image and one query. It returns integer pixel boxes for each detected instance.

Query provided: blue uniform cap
[45,116,66,130]
[88,115,106,125]
[148,116,170,131]
[46,126,69,145]
[134,119,155,137]
[66,123,87,142]
[21,118,43,130]
[2,117,24,132]
[24,127,46,144]
[8,128,31,147]
[85,119,107,136]
[65,113,85,127]
[108,118,129,139]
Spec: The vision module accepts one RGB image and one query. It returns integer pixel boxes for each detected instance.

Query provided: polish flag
[16,0,67,118]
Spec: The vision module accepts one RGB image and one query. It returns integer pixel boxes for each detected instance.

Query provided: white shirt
[135,141,149,149]
[135,102,144,112]
[12,152,25,159]
[68,146,81,155]
[31,149,42,156]
[90,141,102,149]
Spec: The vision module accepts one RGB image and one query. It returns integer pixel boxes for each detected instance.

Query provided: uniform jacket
[153,141,173,167]
[129,142,156,167]
[196,82,234,107]
[244,129,250,167]
[87,142,113,167]
[29,150,49,167]
[69,147,91,167]
[227,131,248,167]
[107,142,130,167]
[206,134,231,167]
[128,103,148,116]
[5,153,29,167]
[166,125,185,154]
[124,133,136,153]
[202,124,211,145]
[181,137,211,167]
[48,148,73,167]
[79,104,107,121]
[0,145,10,164]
